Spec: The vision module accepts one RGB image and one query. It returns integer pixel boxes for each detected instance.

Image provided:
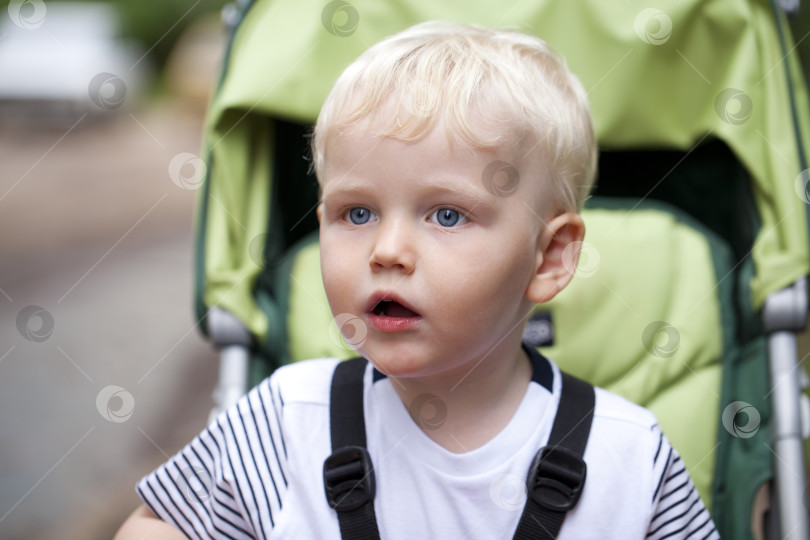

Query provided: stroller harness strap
[323,357,595,540]
[512,369,594,539]
[324,357,381,540]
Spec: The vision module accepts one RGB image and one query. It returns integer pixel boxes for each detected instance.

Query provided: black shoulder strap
[512,371,595,539]
[324,359,594,540]
[323,358,381,540]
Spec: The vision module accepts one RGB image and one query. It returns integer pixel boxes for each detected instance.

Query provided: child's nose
[369,218,416,274]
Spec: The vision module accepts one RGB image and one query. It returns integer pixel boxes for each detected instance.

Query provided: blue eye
[434,208,466,227]
[348,207,373,225]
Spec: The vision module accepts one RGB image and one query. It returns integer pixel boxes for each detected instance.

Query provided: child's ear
[525,213,586,304]
[317,204,323,223]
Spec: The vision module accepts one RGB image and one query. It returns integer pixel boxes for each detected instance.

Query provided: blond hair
[311,21,597,212]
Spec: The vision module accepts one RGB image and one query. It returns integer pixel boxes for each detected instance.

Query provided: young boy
[117,22,718,539]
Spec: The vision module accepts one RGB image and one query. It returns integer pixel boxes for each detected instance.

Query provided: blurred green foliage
[117,0,228,69]
[46,0,229,70]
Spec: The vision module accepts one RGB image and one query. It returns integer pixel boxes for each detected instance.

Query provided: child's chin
[365,352,430,379]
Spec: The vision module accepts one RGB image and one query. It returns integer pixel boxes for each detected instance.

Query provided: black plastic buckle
[323,446,376,512]
[526,446,587,512]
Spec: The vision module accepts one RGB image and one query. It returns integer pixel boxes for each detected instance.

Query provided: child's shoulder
[260,357,343,405]
[586,384,664,452]
[592,386,658,430]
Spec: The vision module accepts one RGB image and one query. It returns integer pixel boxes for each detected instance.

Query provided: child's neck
[390,345,533,453]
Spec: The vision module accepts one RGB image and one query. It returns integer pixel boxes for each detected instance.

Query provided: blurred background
[0,0,227,538]
[2,1,810,539]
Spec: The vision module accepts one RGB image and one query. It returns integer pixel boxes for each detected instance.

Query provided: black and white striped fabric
[137,352,719,539]
[648,433,719,540]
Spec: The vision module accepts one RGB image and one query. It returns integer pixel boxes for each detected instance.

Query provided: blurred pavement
[0,102,219,539]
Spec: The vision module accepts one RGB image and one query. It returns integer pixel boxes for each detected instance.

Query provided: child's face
[318,115,572,382]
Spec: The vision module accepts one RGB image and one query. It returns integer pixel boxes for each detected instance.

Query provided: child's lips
[366,293,420,317]
[373,300,419,318]
[366,293,422,332]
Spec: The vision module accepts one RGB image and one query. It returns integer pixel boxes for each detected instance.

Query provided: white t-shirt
[137,350,719,539]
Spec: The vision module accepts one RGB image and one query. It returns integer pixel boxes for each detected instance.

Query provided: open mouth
[372,299,419,318]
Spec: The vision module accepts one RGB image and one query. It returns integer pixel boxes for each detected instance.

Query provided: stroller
[192,0,810,538]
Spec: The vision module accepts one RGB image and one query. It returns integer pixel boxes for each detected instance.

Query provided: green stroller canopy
[199,0,810,343]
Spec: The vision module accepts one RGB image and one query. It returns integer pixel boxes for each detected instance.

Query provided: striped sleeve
[646,427,720,540]
[136,376,289,539]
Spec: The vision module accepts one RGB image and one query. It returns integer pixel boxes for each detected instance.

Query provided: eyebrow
[321,176,493,208]
[320,179,372,201]
[417,180,492,208]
